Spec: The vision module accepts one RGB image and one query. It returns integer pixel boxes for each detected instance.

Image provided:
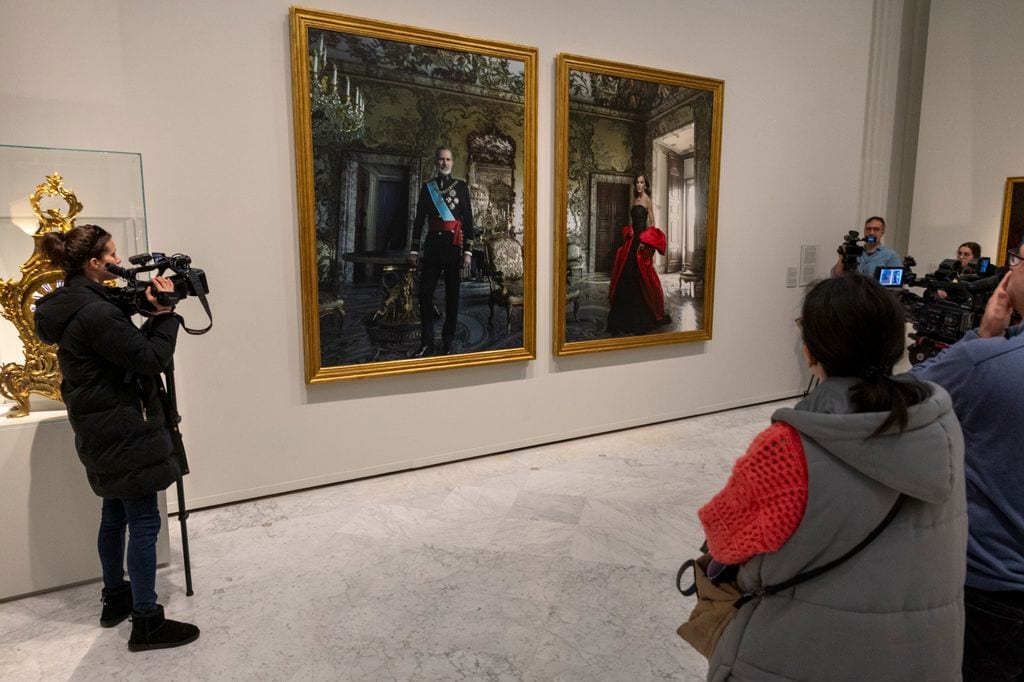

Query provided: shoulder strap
[178,271,213,335]
[735,493,906,607]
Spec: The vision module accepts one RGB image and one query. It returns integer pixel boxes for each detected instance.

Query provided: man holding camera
[408,146,475,357]
[831,216,902,276]
[912,241,1024,680]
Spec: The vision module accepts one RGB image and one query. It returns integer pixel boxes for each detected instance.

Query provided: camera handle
[160,360,195,597]
[178,270,213,335]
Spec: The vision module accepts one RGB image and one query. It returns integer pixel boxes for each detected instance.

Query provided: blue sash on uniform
[427,180,456,222]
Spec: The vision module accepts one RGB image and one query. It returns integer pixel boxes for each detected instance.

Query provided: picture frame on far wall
[289,8,537,382]
[998,176,1024,262]
[553,54,723,357]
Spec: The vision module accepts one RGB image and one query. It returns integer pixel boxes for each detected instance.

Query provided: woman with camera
[696,273,966,679]
[34,224,199,652]
[957,241,983,273]
[936,241,986,302]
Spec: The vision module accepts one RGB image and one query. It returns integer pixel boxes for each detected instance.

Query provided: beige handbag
[676,494,906,660]
[675,553,742,659]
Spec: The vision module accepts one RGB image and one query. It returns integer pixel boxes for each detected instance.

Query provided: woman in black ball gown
[607,174,670,335]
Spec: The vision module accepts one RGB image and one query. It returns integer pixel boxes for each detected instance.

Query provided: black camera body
[106,252,210,314]
[894,257,999,363]
[899,291,977,343]
[837,230,878,272]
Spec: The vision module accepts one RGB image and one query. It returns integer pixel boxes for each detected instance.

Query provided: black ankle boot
[128,605,200,652]
[100,583,133,628]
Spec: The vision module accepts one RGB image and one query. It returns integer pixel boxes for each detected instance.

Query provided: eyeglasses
[1008,248,1023,269]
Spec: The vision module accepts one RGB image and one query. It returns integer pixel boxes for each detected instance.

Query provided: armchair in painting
[679,244,706,299]
[483,234,525,334]
[565,243,582,322]
[678,263,699,298]
[566,242,584,282]
[316,238,345,328]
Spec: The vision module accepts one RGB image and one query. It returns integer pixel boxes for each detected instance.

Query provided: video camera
[837,230,878,272]
[106,252,212,334]
[884,256,1000,363]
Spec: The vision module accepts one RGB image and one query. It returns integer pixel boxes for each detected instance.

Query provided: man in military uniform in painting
[409,146,475,357]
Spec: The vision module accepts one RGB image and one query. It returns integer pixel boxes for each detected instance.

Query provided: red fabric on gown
[609,224,668,320]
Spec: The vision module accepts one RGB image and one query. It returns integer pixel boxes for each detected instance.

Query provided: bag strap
[735,493,906,607]
[676,558,699,597]
[675,539,713,596]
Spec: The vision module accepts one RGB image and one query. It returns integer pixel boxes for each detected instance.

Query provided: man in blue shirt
[912,241,1024,680]
[831,216,903,277]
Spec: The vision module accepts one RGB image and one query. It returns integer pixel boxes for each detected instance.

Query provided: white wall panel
[909,0,1024,271]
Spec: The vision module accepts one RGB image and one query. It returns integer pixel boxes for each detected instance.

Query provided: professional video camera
[106,252,212,334]
[887,256,1000,363]
[837,230,879,272]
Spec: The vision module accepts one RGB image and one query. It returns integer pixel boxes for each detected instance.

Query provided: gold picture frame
[290,7,537,382]
[997,176,1024,263]
[553,54,723,356]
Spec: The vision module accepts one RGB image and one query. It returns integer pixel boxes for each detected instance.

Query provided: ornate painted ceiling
[312,29,525,102]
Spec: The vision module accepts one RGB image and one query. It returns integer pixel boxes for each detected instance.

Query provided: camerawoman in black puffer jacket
[33,224,198,652]
[35,274,182,498]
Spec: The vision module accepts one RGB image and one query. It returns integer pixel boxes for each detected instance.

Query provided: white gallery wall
[909,0,1024,272]
[1,0,876,510]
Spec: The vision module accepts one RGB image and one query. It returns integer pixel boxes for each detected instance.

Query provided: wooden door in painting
[353,164,410,283]
[594,181,631,273]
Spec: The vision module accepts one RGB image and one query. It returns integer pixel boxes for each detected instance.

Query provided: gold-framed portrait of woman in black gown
[553,54,723,356]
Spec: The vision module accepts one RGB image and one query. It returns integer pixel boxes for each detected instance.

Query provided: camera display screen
[876,266,904,287]
[978,256,991,274]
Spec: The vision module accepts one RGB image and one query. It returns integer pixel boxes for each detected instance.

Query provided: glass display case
[0,146,169,599]
[0,144,148,415]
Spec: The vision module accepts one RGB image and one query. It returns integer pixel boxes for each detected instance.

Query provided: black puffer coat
[34,275,182,499]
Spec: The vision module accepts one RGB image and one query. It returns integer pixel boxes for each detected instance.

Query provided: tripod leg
[175,476,194,596]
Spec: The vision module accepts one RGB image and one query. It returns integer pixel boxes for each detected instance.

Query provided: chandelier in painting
[310,35,365,143]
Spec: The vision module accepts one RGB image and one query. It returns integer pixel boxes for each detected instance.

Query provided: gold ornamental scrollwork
[0,173,81,417]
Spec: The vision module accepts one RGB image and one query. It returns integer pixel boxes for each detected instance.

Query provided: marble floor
[0,399,792,681]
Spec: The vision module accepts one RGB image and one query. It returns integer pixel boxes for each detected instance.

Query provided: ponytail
[851,374,931,436]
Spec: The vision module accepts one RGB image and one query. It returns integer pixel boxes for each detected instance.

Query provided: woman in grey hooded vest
[698,274,967,680]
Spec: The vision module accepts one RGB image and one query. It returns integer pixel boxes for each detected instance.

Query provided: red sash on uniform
[429,217,463,248]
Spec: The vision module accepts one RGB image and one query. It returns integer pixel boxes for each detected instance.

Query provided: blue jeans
[963,585,1024,681]
[98,493,161,614]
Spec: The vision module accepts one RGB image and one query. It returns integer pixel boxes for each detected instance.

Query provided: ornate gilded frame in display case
[553,54,723,357]
[0,145,148,417]
[998,176,1024,262]
[289,7,537,382]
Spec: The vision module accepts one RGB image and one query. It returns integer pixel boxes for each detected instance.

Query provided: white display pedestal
[0,407,169,601]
